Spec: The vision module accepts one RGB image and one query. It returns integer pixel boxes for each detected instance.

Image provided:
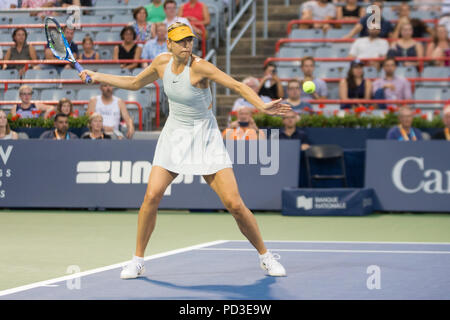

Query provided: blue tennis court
[1,240,449,300]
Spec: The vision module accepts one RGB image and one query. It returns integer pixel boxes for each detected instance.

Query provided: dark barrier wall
[365,140,450,212]
[0,140,300,210]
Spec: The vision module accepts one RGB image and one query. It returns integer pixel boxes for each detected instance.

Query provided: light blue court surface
[1,240,450,300]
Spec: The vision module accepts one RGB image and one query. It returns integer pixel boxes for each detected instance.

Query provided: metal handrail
[225,0,256,95]
[205,49,217,116]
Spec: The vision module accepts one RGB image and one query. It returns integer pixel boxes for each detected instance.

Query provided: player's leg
[121,165,178,279]
[203,168,286,276]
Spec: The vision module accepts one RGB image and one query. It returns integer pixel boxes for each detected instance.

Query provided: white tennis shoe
[260,251,287,277]
[120,261,145,279]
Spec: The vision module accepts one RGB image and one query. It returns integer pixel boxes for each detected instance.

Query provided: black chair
[305,144,348,188]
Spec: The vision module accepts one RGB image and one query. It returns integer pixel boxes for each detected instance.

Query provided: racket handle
[74,62,92,84]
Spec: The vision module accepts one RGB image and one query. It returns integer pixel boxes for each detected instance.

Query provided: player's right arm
[79,53,170,90]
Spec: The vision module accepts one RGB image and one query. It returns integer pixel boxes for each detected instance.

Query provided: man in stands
[386,105,423,141]
[40,113,79,140]
[432,105,450,140]
[86,84,135,139]
[223,106,266,140]
[300,0,337,32]
[348,27,389,68]
[141,23,168,68]
[271,110,311,151]
[300,56,328,101]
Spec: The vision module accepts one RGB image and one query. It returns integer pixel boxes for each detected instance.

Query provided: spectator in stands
[141,23,168,68]
[56,98,78,118]
[388,22,424,68]
[271,110,310,151]
[426,25,450,67]
[0,110,19,140]
[163,0,193,31]
[300,56,328,101]
[392,2,432,39]
[145,0,166,23]
[178,0,210,39]
[113,26,143,71]
[44,26,78,72]
[60,0,92,6]
[386,105,423,141]
[81,113,112,140]
[348,27,389,68]
[300,0,336,32]
[22,0,57,18]
[80,35,99,60]
[339,59,372,110]
[223,106,266,140]
[412,0,443,13]
[130,6,154,43]
[10,85,54,119]
[40,113,79,139]
[231,76,271,112]
[373,57,412,109]
[86,83,135,139]
[282,79,312,114]
[0,0,17,9]
[2,28,40,77]
[342,0,394,39]
[432,105,450,140]
[336,0,365,20]
[258,62,284,100]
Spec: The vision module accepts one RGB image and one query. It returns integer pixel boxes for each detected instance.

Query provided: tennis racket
[44,16,92,83]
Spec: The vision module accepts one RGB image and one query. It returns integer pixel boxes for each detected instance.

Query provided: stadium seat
[95,31,122,42]
[96,68,131,76]
[0,69,20,89]
[442,88,450,100]
[414,87,444,109]
[289,29,324,39]
[277,66,302,79]
[10,15,40,25]
[325,29,350,39]
[127,0,149,7]
[363,66,379,79]
[24,69,59,89]
[420,67,449,87]
[74,31,95,43]
[132,68,144,76]
[40,89,76,102]
[60,69,81,80]
[77,88,100,101]
[0,16,9,25]
[0,33,12,43]
[3,89,40,101]
[380,66,419,79]
[114,88,153,129]
[99,49,113,60]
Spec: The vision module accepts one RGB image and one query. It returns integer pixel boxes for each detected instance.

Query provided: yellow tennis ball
[303,81,316,94]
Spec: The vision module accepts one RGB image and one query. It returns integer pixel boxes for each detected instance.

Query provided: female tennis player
[79,22,291,278]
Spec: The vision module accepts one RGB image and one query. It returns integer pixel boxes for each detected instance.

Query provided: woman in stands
[2,28,39,78]
[81,113,112,140]
[10,85,54,119]
[426,25,450,67]
[388,22,424,68]
[0,110,19,140]
[130,6,154,42]
[56,98,78,118]
[79,22,290,280]
[113,26,143,71]
[178,0,210,38]
[81,35,99,61]
[336,0,365,20]
[339,59,372,110]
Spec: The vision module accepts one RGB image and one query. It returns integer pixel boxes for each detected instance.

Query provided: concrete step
[230,21,291,38]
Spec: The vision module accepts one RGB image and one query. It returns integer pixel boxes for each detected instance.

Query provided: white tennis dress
[152,55,233,175]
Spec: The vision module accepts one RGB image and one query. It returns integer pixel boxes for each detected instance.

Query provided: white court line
[197,248,450,255]
[0,240,228,297]
[231,240,450,245]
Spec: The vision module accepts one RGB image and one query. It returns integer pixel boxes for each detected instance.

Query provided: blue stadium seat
[95,31,122,42]
[96,68,131,76]
[414,87,444,109]
[114,88,153,128]
[127,0,149,7]
[363,66,379,79]
[289,29,324,39]
[3,89,40,101]
[99,49,113,60]
[77,88,100,101]
[24,69,59,89]
[277,66,302,79]
[0,69,20,89]
[420,66,449,87]
[40,89,76,102]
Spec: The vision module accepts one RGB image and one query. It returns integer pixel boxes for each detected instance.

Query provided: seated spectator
[0,110,19,140]
[372,57,412,108]
[271,110,310,151]
[336,0,364,20]
[0,0,17,9]
[392,3,432,39]
[231,77,272,112]
[388,22,424,68]
[80,35,99,60]
[86,83,135,139]
[113,26,143,71]
[258,62,284,100]
[141,23,168,68]
[222,107,266,140]
[81,113,112,140]
[432,105,450,140]
[56,98,78,118]
[44,26,78,72]
[282,79,312,113]
[60,0,92,6]
[300,0,336,32]
[130,6,154,43]
[2,28,40,77]
[163,0,193,31]
[343,0,394,39]
[412,0,444,13]
[21,0,56,19]
[146,0,166,23]
[348,27,389,68]
[300,56,327,101]
[178,0,210,39]
[40,113,79,140]
[386,106,423,141]
[426,25,450,67]
[10,85,54,119]
[339,59,372,110]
